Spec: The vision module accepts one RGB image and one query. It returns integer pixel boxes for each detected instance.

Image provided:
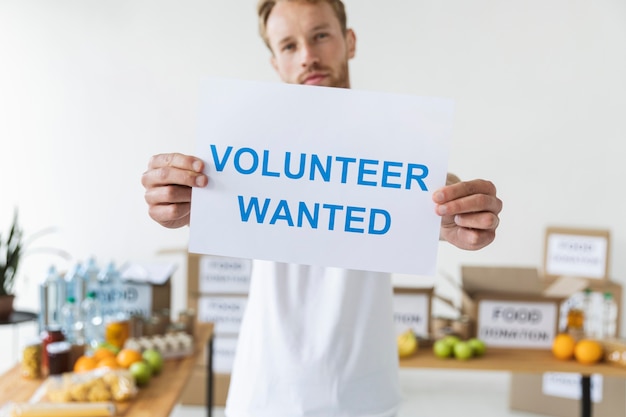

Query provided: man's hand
[141,153,208,229]
[433,178,502,251]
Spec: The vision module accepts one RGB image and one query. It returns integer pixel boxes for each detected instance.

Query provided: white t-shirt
[225,260,401,417]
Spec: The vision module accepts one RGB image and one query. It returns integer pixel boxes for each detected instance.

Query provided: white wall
[1,0,625,370]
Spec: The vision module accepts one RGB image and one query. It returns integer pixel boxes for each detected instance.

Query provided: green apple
[453,341,474,360]
[441,335,461,348]
[142,348,164,375]
[467,338,486,357]
[129,360,152,386]
[433,339,453,359]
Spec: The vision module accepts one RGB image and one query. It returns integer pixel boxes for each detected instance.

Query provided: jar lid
[46,341,71,354]
[25,337,42,347]
[44,324,63,332]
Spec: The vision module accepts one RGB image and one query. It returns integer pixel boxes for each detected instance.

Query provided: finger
[144,185,193,206]
[433,179,497,204]
[142,165,208,189]
[436,192,503,217]
[453,211,500,232]
[148,153,204,172]
[452,227,496,251]
[148,203,191,229]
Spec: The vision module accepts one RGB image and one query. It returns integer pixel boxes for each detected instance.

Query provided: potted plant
[0,209,23,320]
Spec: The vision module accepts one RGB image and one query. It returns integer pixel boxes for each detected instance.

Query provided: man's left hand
[433,179,502,250]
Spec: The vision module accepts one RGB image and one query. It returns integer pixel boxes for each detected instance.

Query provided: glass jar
[21,339,42,379]
[177,309,196,336]
[143,315,161,337]
[40,325,65,376]
[105,319,130,349]
[47,341,71,376]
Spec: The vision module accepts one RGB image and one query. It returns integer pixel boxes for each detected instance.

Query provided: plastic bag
[41,368,137,403]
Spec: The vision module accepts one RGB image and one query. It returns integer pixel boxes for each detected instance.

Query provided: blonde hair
[257,0,347,50]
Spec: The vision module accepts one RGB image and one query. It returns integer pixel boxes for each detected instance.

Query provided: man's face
[265,1,356,88]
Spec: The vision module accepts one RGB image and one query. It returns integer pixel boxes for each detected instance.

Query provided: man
[142,1,502,416]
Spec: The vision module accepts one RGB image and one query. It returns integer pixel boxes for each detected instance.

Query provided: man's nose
[300,43,319,68]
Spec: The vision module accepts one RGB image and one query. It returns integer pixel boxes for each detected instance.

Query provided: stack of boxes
[180,254,251,407]
[507,227,624,417]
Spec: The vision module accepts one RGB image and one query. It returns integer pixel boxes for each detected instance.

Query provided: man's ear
[346,28,356,59]
[270,55,278,73]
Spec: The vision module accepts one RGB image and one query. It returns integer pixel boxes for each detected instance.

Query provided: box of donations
[392,286,433,339]
[183,253,252,406]
[461,266,565,350]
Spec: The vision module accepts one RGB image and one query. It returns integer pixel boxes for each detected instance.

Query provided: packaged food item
[40,326,65,376]
[21,339,42,379]
[2,401,115,417]
[601,338,626,366]
[104,320,130,349]
[177,309,196,336]
[43,368,137,403]
[46,342,71,376]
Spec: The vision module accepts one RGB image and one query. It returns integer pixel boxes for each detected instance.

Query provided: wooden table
[400,348,626,417]
[0,322,214,417]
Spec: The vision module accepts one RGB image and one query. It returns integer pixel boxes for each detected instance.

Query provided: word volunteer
[210,145,432,235]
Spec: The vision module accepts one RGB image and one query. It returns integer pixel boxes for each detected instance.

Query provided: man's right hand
[141,153,208,229]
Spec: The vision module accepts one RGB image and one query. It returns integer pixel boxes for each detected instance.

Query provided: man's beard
[298,60,350,89]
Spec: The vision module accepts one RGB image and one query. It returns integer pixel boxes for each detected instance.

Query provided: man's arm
[433,174,502,251]
[141,153,208,229]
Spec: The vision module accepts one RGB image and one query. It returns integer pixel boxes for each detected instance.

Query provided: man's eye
[282,43,296,52]
[314,33,329,41]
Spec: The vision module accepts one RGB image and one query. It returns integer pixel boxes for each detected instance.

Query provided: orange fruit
[116,348,143,369]
[93,347,117,362]
[97,356,120,369]
[73,355,98,373]
[552,333,576,360]
[574,339,604,365]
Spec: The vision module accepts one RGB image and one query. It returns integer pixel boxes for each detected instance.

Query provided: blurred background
[1,0,625,375]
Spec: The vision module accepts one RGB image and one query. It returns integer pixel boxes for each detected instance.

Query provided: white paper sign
[477,300,558,349]
[542,373,603,402]
[213,335,239,374]
[98,282,153,318]
[546,233,608,279]
[197,296,247,335]
[189,78,453,275]
[199,255,251,294]
[393,293,430,337]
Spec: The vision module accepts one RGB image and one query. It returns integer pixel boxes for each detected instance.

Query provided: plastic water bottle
[81,291,104,349]
[602,291,617,339]
[61,296,84,344]
[38,266,66,332]
[79,257,100,303]
[98,261,123,317]
[582,288,595,338]
[64,263,85,305]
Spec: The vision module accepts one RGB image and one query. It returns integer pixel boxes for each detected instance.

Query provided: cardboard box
[392,287,433,338]
[187,253,252,296]
[180,367,231,407]
[188,294,247,336]
[100,261,175,317]
[543,226,611,282]
[509,373,625,417]
[461,266,565,350]
[184,253,249,407]
[194,334,238,370]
